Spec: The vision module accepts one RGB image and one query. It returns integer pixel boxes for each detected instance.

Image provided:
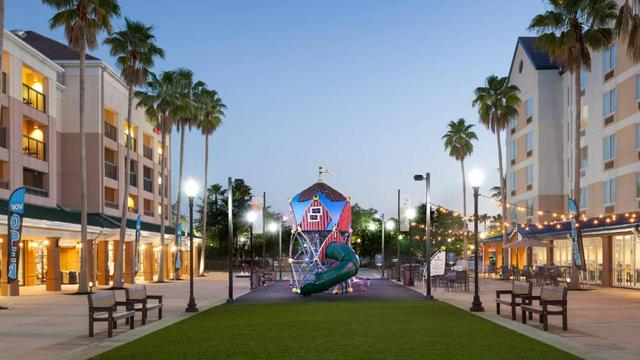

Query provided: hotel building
[0,29,194,296]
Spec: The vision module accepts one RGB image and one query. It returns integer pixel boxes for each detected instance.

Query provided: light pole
[469,169,485,312]
[246,211,257,290]
[184,179,199,313]
[226,177,234,304]
[268,221,279,277]
[405,207,416,286]
[414,173,433,299]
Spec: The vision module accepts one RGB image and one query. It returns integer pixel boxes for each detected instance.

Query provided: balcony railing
[22,83,46,113]
[144,210,154,217]
[105,200,118,209]
[0,179,9,189]
[2,72,6,94]
[23,135,46,161]
[130,172,137,187]
[143,177,153,193]
[0,125,7,148]
[104,122,117,142]
[143,145,153,160]
[104,161,117,180]
[24,185,48,198]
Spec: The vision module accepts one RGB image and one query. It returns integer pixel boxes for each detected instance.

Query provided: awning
[505,239,553,248]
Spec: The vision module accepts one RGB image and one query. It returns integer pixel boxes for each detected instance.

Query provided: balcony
[104,161,117,180]
[23,135,46,161]
[104,122,117,142]
[105,200,118,210]
[22,83,46,113]
[24,185,48,198]
[143,177,153,193]
[143,145,153,160]
[130,172,137,187]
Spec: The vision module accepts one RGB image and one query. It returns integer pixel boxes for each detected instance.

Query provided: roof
[103,215,176,235]
[296,182,346,202]
[508,36,559,80]
[13,30,100,61]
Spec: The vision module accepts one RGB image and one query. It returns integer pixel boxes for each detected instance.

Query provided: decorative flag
[568,198,586,271]
[134,215,141,275]
[7,187,25,284]
[175,223,183,271]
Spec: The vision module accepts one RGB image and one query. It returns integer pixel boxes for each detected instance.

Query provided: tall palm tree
[136,70,181,282]
[530,0,617,288]
[472,75,520,276]
[43,0,121,293]
[197,89,225,276]
[442,118,477,259]
[209,184,224,208]
[104,18,164,288]
[617,0,640,62]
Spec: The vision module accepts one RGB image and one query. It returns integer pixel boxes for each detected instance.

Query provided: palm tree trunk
[569,71,582,289]
[496,129,508,276]
[174,124,185,280]
[157,118,167,282]
[114,86,134,288]
[198,134,209,276]
[461,158,467,259]
[78,44,89,293]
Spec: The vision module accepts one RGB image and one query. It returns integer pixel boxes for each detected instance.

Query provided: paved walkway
[405,277,640,360]
[0,272,249,360]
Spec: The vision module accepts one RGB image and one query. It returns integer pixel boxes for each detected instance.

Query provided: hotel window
[583,237,603,285]
[602,44,617,73]
[603,133,616,161]
[580,146,588,170]
[525,132,533,152]
[637,173,640,199]
[526,98,534,119]
[526,199,533,218]
[580,67,589,89]
[509,118,516,131]
[581,104,589,130]
[509,171,516,191]
[580,186,588,209]
[637,124,640,149]
[509,140,516,161]
[613,235,640,288]
[526,165,533,185]
[553,239,572,267]
[603,178,617,205]
[602,88,617,116]
[637,75,640,101]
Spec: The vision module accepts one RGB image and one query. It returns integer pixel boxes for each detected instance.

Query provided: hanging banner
[175,223,183,270]
[250,199,264,234]
[7,187,25,284]
[568,198,586,271]
[399,195,412,232]
[429,250,446,276]
[134,215,141,276]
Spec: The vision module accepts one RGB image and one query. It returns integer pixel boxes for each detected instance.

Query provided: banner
[399,194,412,232]
[134,215,141,275]
[428,250,446,276]
[175,223,183,271]
[250,199,264,234]
[7,187,25,284]
[568,198,586,271]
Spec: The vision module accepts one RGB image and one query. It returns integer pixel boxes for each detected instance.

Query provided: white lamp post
[468,169,485,312]
[405,208,416,286]
[184,178,199,312]
[246,211,257,290]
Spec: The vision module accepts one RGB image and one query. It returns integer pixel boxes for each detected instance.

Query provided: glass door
[613,235,639,288]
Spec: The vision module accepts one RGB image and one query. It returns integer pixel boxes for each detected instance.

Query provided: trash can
[402,265,415,286]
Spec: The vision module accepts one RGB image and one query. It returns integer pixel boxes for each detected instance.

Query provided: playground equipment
[288,181,359,295]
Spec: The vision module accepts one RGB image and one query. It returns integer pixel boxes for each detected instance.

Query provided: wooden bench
[496,280,533,320]
[521,285,568,331]
[88,290,135,337]
[125,285,163,325]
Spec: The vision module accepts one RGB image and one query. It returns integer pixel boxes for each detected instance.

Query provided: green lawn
[93,301,579,360]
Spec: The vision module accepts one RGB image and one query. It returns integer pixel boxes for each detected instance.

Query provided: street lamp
[268,221,278,276]
[414,173,434,300]
[405,208,416,286]
[246,211,257,290]
[469,169,485,312]
[184,178,199,313]
[226,177,235,304]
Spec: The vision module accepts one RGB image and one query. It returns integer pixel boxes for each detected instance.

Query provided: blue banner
[175,223,183,271]
[7,187,25,284]
[134,215,141,275]
[568,198,586,271]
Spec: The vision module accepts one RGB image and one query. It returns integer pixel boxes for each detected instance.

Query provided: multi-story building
[0,29,187,297]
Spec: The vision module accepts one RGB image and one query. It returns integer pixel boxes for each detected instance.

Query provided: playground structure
[288,181,360,295]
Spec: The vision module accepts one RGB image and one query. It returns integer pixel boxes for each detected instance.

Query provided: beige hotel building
[0,29,195,296]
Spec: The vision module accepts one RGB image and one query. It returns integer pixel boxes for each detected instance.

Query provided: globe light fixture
[468,169,484,189]
[386,220,395,231]
[184,178,199,199]
[405,207,417,220]
[268,222,278,233]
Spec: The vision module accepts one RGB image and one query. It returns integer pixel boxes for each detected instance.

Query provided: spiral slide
[299,242,360,296]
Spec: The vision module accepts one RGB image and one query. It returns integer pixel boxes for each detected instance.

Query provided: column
[602,235,613,287]
[24,240,36,286]
[124,241,134,284]
[164,244,172,279]
[96,241,109,285]
[46,237,61,291]
[0,235,19,296]
[144,244,153,281]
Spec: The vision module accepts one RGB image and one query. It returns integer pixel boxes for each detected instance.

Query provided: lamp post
[246,211,257,290]
[405,208,416,286]
[469,169,485,312]
[226,177,234,304]
[414,173,434,300]
[268,221,279,278]
[184,178,199,313]
[382,215,395,279]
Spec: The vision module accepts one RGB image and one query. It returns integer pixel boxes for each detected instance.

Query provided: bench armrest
[521,295,540,301]
[541,300,566,306]
[495,290,512,298]
[116,300,137,310]
[147,295,163,303]
[90,306,116,312]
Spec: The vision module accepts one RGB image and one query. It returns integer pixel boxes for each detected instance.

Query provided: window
[603,44,617,73]
[525,132,533,152]
[509,140,516,161]
[526,165,533,185]
[603,133,617,161]
[580,146,588,170]
[526,98,534,118]
[580,186,588,209]
[603,88,617,116]
[580,67,589,89]
[307,207,322,222]
[509,171,516,191]
[603,178,617,205]
[636,75,640,101]
[581,104,589,129]
[526,199,533,217]
[509,117,516,131]
[637,124,640,149]
[637,173,640,199]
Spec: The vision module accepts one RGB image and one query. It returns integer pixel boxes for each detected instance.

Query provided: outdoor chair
[454,271,468,291]
[125,285,163,325]
[521,285,568,331]
[445,271,457,291]
[87,290,135,337]
[495,280,533,320]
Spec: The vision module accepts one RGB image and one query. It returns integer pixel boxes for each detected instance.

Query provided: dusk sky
[7,0,547,217]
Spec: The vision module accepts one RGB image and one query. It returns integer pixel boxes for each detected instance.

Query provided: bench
[496,280,533,320]
[125,285,163,325]
[521,285,568,331]
[88,290,135,337]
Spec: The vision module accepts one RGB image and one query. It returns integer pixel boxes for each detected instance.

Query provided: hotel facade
[0,29,193,296]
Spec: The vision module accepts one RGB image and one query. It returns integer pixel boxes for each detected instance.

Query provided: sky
[6,0,547,217]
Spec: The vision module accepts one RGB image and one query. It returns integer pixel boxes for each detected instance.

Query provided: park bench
[87,290,135,337]
[125,285,163,325]
[521,285,568,331]
[495,280,533,320]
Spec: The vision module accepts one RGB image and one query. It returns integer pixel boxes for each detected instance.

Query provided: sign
[134,215,141,275]
[7,187,25,284]
[374,254,383,267]
[399,194,412,232]
[568,198,586,271]
[429,250,446,276]
[175,223,183,271]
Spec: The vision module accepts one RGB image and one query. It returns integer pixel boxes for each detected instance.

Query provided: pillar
[0,235,19,296]
[96,241,109,285]
[164,244,172,280]
[602,235,613,287]
[124,241,134,284]
[24,240,36,286]
[87,239,97,286]
[144,244,153,281]
[46,237,61,291]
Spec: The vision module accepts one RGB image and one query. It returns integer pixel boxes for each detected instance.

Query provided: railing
[0,125,6,148]
[143,145,153,160]
[24,185,48,198]
[23,135,46,161]
[144,210,154,217]
[130,172,137,187]
[22,83,46,113]
[104,122,117,142]
[0,179,9,189]
[105,200,118,209]
[104,161,117,180]
[2,72,6,94]
[143,177,153,193]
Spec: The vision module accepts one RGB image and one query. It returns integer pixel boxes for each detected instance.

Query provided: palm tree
[472,75,520,276]
[43,0,121,293]
[136,70,181,282]
[617,0,640,62]
[104,18,164,288]
[197,89,225,276]
[442,118,477,259]
[490,185,502,202]
[209,184,224,208]
[530,0,617,288]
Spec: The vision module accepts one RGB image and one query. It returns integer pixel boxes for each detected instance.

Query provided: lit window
[581,104,589,129]
[603,133,617,161]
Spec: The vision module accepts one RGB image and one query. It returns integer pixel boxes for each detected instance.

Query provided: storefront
[612,234,640,288]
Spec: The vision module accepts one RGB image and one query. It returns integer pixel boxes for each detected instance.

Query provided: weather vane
[318,166,335,182]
